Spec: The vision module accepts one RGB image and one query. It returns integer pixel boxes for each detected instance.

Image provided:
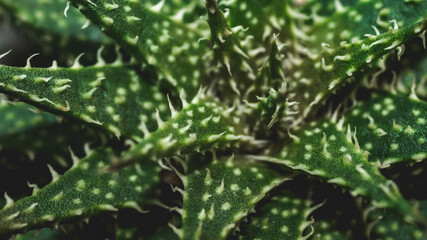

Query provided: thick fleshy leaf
[115,226,179,240]
[0,0,104,44]
[285,18,427,118]
[249,40,285,99]
[0,101,101,200]
[221,0,301,54]
[269,120,414,219]
[305,0,427,50]
[116,95,245,169]
[301,0,358,18]
[14,228,64,240]
[205,0,256,101]
[69,0,211,97]
[180,156,286,240]
[0,101,55,150]
[0,147,160,235]
[344,92,427,167]
[397,51,427,98]
[312,220,352,240]
[0,101,97,160]
[0,62,168,139]
[238,190,314,240]
[369,201,427,239]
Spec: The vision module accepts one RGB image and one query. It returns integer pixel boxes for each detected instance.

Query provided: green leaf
[248,41,290,129]
[68,0,211,97]
[397,51,427,98]
[179,156,286,240]
[305,0,427,50]
[344,91,427,167]
[0,0,104,44]
[14,228,64,240]
[269,119,414,219]
[145,226,179,240]
[0,101,55,150]
[0,101,97,161]
[312,220,352,240]
[0,101,101,200]
[238,190,314,240]
[115,228,139,240]
[205,0,256,100]
[369,201,427,239]
[0,62,168,140]
[115,225,180,240]
[285,18,427,119]
[249,40,285,99]
[222,0,300,52]
[115,95,245,169]
[0,147,160,235]
[301,0,358,18]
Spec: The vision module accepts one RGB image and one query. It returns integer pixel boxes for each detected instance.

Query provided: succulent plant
[0,0,426,239]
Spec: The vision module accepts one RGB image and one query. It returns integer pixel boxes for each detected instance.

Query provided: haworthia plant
[0,0,426,239]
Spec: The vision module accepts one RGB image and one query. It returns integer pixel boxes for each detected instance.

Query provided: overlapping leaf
[0,62,168,139]
[397,51,427,98]
[0,0,104,44]
[344,91,427,167]
[311,220,352,240]
[0,101,97,160]
[285,19,427,119]
[222,0,301,54]
[269,120,414,219]
[69,0,211,97]
[14,228,64,240]
[205,0,256,101]
[238,190,313,240]
[116,95,245,169]
[305,0,427,50]
[0,101,100,200]
[180,157,286,240]
[0,147,160,235]
[115,226,179,240]
[369,201,427,239]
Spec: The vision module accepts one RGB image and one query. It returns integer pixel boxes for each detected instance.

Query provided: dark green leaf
[180,156,286,240]
[0,147,160,235]
[0,62,168,139]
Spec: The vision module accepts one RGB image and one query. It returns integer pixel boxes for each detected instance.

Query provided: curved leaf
[116,95,245,169]
[180,156,286,240]
[69,0,211,97]
[369,201,427,239]
[0,101,97,159]
[0,62,168,139]
[0,0,104,44]
[269,120,414,219]
[344,91,427,167]
[0,147,160,235]
[238,190,313,240]
[285,18,427,119]
[312,220,352,240]
[306,0,427,50]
